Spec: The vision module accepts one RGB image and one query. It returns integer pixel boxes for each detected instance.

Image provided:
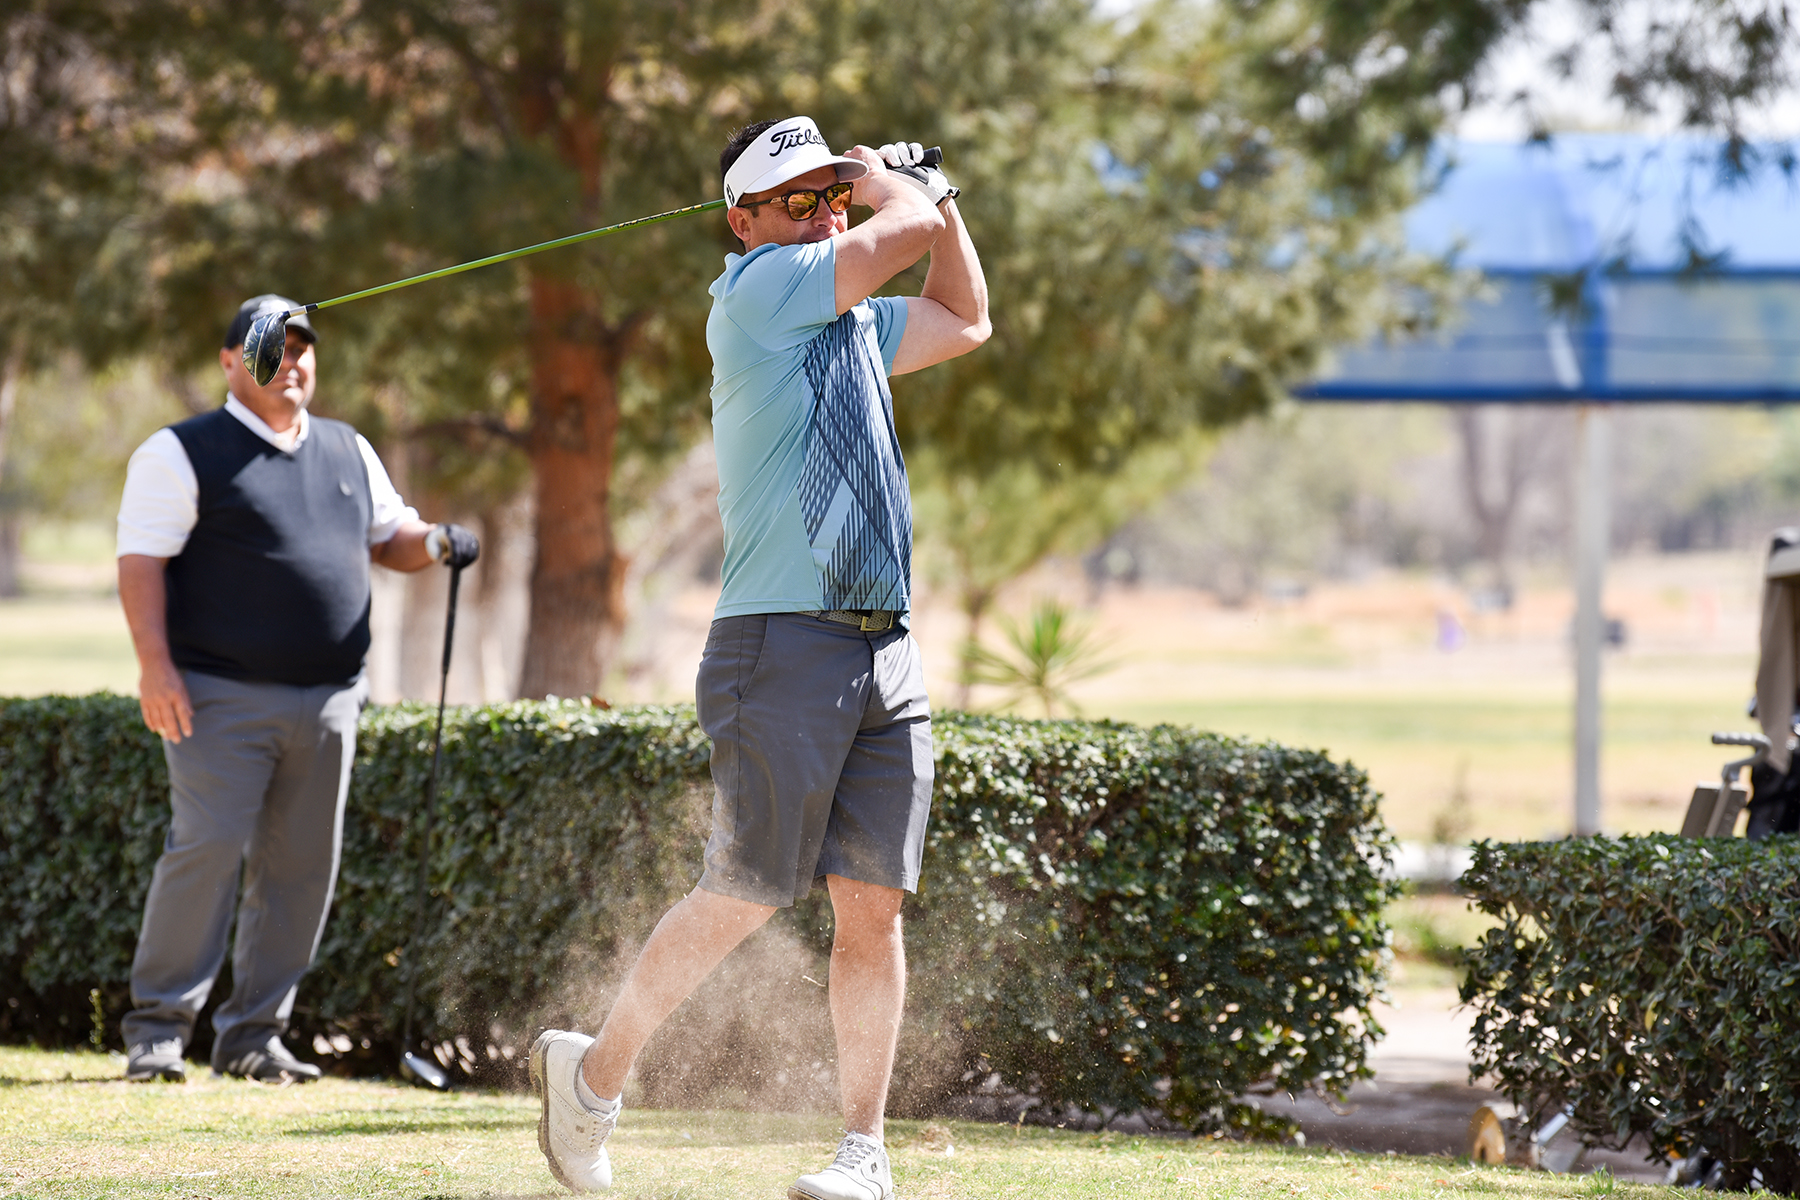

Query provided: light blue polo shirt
[706,238,911,620]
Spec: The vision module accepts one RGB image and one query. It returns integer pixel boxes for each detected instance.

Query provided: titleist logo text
[769,125,826,156]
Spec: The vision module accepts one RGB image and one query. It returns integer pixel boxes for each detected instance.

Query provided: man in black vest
[115,295,479,1083]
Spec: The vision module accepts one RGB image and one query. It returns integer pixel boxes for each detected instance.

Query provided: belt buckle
[859,611,892,632]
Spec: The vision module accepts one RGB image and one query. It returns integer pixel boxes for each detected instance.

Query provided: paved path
[946,984,1670,1180]
[1251,988,1665,1181]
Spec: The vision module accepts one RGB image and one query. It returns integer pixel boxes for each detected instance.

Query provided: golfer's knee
[163,818,256,859]
[829,908,904,959]
[825,874,904,913]
[682,884,777,934]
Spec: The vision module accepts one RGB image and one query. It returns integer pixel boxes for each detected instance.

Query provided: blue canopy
[1298,135,1800,403]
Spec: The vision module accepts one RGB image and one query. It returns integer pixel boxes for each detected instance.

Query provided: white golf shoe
[529,1029,616,1192]
[789,1131,894,1200]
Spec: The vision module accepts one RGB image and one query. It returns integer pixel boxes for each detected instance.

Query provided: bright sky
[1452,0,1800,140]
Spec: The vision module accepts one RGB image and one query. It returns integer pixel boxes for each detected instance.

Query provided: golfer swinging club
[531,117,989,1199]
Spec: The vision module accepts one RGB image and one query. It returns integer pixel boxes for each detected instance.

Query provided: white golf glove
[877,141,960,205]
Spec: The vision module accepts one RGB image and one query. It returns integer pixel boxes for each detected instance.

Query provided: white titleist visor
[723,116,868,207]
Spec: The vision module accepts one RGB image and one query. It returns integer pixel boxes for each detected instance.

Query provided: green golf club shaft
[271,198,726,320]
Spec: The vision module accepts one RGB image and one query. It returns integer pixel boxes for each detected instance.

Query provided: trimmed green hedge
[1,693,1395,1129]
[1461,836,1800,1191]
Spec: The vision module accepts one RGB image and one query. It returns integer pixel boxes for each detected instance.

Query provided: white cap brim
[723,117,869,207]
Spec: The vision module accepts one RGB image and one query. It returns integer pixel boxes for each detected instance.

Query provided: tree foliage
[5,0,1796,692]
[1,10,169,371]
[1498,0,1796,151]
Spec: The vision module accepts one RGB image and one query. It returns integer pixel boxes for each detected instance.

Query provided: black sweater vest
[166,408,374,686]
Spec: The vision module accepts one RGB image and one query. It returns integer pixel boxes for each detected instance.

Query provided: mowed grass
[1099,682,1747,841]
[0,594,1753,841]
[0,598,138,699]
[0,524,139,698]
[0,527,1766,843]
[2,1047,1665,1200]
[927,554,1767,843]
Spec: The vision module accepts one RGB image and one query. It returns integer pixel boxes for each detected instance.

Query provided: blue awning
[1298,136,1800,403]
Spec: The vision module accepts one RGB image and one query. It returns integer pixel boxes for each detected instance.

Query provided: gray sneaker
[790,1132,893,1200]
[125,1039,186,1082]
[217,1036,322,1083]
[529,1029,616,1192]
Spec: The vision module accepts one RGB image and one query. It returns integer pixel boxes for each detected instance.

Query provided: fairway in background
[918,549,1764,843]
[1,525,1768,845]
[0,523,136,697]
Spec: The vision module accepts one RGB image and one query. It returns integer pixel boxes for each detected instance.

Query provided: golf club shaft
[274,199,727,321]
[402,565,461,1055]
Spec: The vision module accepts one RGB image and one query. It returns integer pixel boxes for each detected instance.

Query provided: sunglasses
[738,181,854,221]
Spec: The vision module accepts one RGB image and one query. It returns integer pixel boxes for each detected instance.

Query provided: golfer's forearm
[371,520,437,572]
[863,172,941,228]
[919,201,989,335]
[117,554,176,670]
[836,183,944,313]
[874,187,943,262]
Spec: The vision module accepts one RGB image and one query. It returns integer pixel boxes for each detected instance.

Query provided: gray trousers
[121,669,365,1067]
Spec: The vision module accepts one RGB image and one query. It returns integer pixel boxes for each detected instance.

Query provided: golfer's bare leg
[824,874,907,1140]
[581,886,775,1098]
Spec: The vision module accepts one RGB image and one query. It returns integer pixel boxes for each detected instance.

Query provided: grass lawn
[0,598,138,700]
[0,527,1766,844]
[2,1047,1667,1200]
[1097,682,1745,841]
[0,524,139,699]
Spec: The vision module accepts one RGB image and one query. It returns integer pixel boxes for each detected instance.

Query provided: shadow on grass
[286,1114,537,1136]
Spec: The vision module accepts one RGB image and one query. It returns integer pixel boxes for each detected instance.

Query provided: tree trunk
[0,516,19,599]
[161,369,214,416]
[0,340,24,598]
[473,491,532,702]
[515,275,627,699]
[954,585,993,711]
[508,7,628,700]
[1454,407,1530,602]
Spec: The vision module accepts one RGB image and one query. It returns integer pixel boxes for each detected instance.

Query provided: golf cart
[1680,528,1800,841]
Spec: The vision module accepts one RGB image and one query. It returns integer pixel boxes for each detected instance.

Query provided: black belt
[804,609,898,632]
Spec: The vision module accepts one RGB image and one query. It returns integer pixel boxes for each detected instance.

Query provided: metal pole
[1572,405,1610,836]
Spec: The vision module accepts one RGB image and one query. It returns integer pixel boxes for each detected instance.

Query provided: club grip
[922,146,943,167]
[1712,731,1771,749]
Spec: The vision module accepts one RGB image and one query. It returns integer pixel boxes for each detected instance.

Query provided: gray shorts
[695,613,934,907]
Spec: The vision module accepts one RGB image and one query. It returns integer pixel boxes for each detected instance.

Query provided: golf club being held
[242,198,724,385]
[397,561,468,1092]
[241,148,948,385]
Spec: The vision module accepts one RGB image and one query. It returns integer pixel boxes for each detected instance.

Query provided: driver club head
[242,310,289,387]
[400,1050,451,1091]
